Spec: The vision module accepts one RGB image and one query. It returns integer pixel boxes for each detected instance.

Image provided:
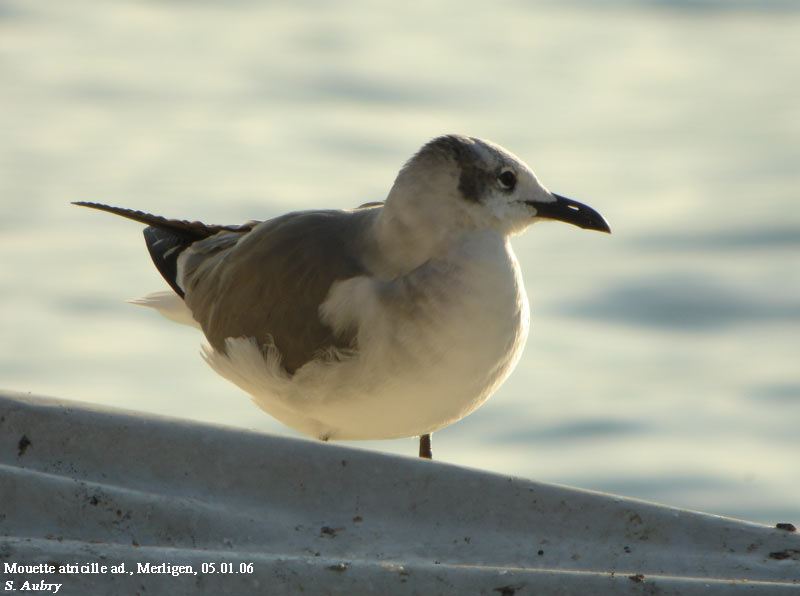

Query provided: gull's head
[388,134,610,237]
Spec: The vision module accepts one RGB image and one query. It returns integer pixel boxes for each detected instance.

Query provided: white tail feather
[127,291,201,329]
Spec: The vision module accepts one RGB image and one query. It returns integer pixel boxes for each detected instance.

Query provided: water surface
[1,0,798,523]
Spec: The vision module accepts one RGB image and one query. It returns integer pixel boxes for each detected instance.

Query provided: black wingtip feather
[73,201,255,298]
[142,227,189,298]
[72,201,246,240]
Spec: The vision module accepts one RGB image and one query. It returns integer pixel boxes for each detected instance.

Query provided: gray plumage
[181,208,378,373]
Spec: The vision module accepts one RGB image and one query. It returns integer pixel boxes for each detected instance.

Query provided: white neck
[367,173,482,278]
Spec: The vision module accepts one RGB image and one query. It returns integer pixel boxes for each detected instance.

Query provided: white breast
[204,230,529,440]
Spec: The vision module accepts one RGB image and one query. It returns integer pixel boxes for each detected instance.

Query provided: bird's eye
[497,169,517,191]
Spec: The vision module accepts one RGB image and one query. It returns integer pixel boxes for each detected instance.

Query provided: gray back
[182,209,376,373]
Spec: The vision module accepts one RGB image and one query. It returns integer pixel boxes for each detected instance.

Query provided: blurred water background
[1,0,798,524]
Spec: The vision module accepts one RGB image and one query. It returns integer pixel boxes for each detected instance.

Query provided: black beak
[527,193,611,234]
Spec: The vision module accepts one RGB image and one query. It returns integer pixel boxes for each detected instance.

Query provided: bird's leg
[419,433,432,459]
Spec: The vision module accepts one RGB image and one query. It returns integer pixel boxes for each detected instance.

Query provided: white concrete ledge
[1,390,798,594]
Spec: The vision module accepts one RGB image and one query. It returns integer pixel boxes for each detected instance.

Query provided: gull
[74,134,610,459]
